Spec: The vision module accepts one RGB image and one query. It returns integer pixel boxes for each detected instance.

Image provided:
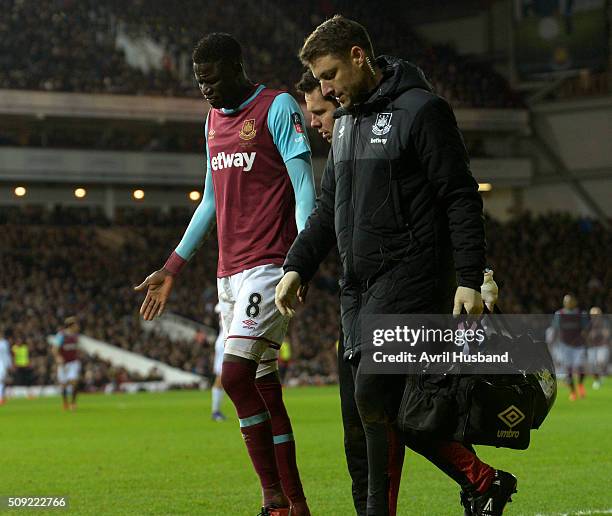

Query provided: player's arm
[603,319,611,339]
[268,92,317,304]
[134,167,215,320]
[3,343,12,369]
[51,333,64,364]
[286,154,316,232]
[277,149,337,316]
[267,92,316,232]
[166,166,216,271]
[286,154,316,303]
[411,96,485,314]
[135,118,216,321]
[549,312,560,343]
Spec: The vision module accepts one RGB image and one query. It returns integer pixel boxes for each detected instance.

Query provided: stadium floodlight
[189,191,201,201]
[74,188,87,198]
[14,186,27,197]
[478,183,493,192]
[133,189,145,200]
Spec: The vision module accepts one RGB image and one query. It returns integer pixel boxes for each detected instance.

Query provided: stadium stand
[1,206,609,386]
[554,71,611,100]
[0,0,522,107]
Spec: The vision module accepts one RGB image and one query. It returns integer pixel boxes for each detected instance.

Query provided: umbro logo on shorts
[242,319,258,329]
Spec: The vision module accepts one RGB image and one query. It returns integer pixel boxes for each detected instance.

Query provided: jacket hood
[335,55,432,117]
[372,55,432,100]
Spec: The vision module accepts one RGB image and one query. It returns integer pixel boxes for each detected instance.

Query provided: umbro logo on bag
[497,405,525,438]
[498,405,525,428]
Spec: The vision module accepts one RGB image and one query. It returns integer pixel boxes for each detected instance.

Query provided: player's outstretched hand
[480,269,498,312]
[275,271,302,318]
[453,286,483,316]
[134,269,175,321]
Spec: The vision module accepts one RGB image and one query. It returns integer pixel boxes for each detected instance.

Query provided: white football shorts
[213,326,225,377]
[559,343,587,371]
[57,360,81,384]
[588,345,610,369]
[217,264,289,379]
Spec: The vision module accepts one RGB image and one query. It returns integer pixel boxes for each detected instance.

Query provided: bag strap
[482,303,516,338]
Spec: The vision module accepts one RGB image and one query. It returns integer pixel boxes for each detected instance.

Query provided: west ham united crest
[239,119,257,140]
[372,112,392,136]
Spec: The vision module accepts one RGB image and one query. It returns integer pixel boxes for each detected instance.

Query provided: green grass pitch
[1,383,611,515]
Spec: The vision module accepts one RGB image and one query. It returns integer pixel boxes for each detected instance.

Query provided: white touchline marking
[532,510,612,516]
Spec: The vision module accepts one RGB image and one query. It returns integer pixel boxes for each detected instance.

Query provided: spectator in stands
[1,206,609,385]
[0,0,522,108]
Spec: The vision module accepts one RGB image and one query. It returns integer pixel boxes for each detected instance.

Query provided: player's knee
[220,362,240,394]
[220,353,257,395]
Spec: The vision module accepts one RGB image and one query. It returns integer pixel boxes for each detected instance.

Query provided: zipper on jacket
[346,115,360,281]
[347,290,362,361]
[346,115,360,360]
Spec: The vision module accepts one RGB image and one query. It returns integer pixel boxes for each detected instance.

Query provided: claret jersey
[207,85,309,276]
[171,84,313,278]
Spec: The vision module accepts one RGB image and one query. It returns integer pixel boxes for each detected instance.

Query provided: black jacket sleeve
[283,148,337,283]
[411,96,486,290]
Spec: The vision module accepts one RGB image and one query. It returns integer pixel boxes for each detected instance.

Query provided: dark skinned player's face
[194,61,240,109]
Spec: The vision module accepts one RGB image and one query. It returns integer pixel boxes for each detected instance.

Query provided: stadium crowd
[0,0,521,108]
[1,206,609,388]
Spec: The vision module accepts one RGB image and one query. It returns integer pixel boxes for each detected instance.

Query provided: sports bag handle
[482,303,517,338]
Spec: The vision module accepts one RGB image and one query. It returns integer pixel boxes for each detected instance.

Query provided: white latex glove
[453,286,483,315]
[275,271,302,318]
[481,269,498,312]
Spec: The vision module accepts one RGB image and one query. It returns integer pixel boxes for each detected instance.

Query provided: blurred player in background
[135,33,315,516]
[12,336,34,398]
[51,316,82,411]
[296,69,405,516]
[0,328,13,405]
[551,294,589,400]
[211,302,226,421]
[277,337,291,385]
[586,306,610,389]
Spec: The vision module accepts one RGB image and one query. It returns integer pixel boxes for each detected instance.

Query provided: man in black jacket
[296,70,405,516]
[277,15,517,516]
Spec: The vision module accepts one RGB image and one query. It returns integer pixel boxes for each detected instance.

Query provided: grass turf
[1,382,611,515]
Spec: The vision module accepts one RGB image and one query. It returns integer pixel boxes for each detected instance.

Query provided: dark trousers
[15,366,33,386]
[349,351,492,516]
[338,338,405,516]
[350,352,405,516]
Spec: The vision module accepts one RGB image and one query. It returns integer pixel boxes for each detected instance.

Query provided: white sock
[212,387,224,413]
[0,382,5,399]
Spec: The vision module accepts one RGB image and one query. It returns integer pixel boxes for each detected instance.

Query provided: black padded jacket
[284,56,486,359]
